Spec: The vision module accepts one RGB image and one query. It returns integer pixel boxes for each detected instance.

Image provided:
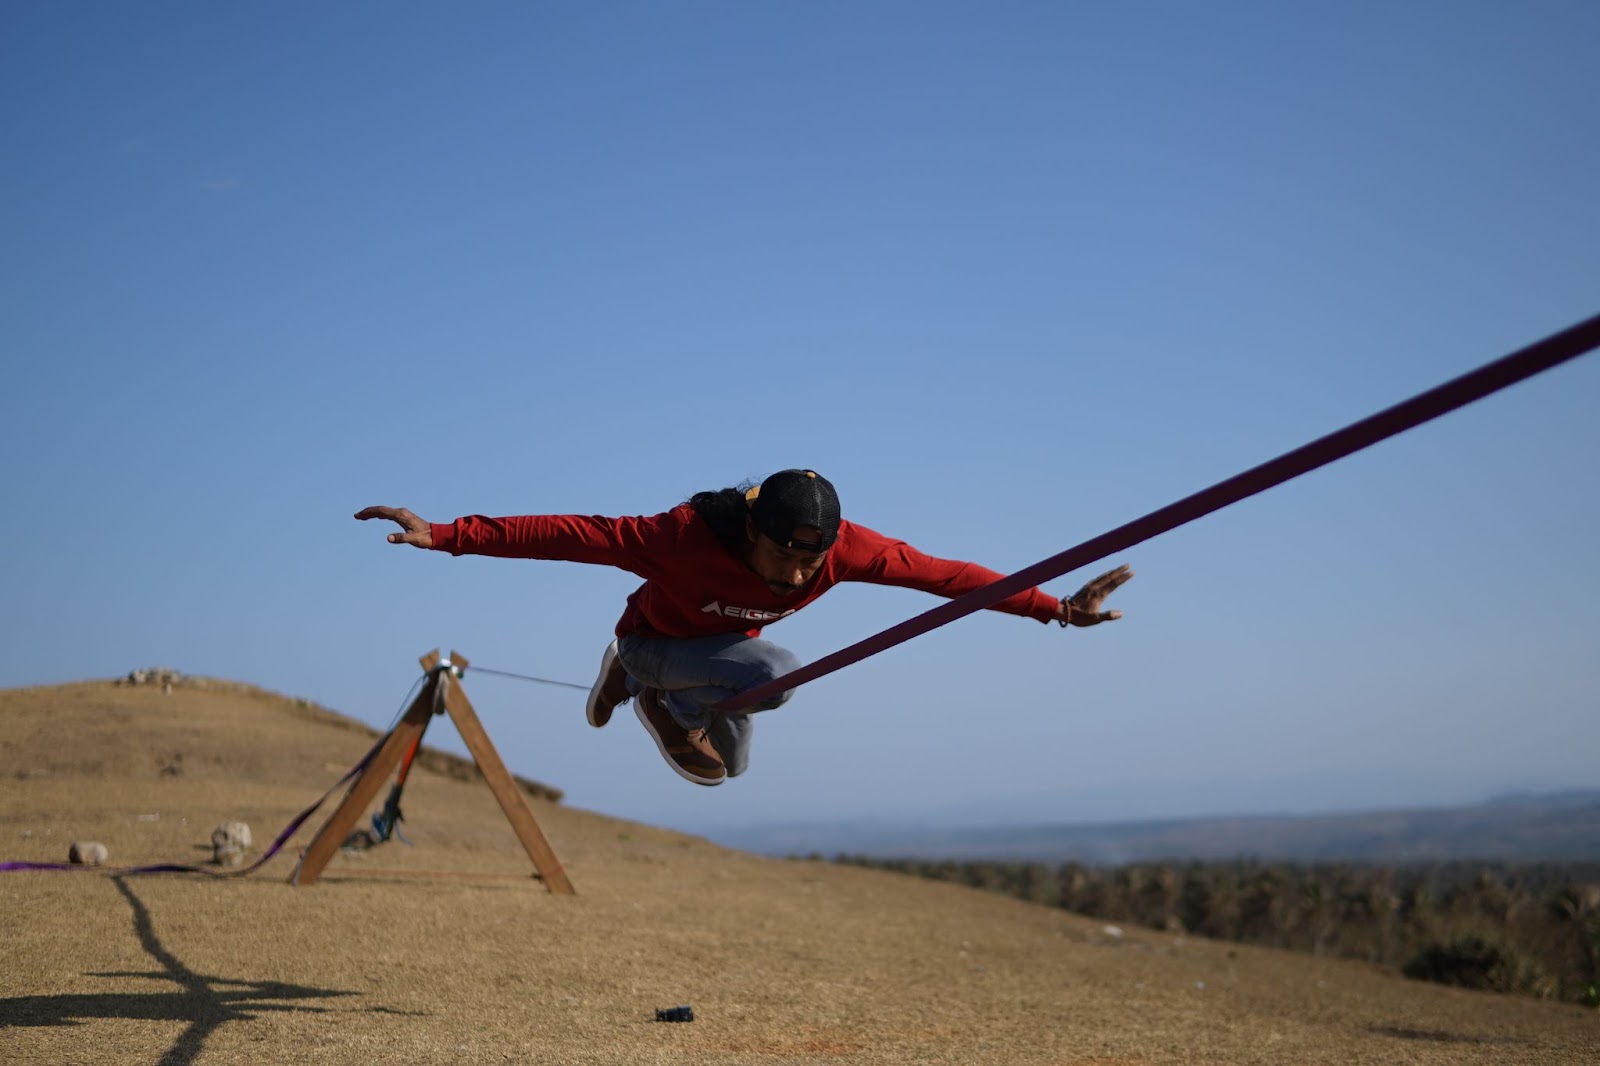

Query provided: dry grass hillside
[2,678,1595,1065]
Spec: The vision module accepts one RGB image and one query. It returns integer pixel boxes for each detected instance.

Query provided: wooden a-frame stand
[289,649,575,894]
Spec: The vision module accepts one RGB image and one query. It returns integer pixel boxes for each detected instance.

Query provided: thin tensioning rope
[466,665,589,691]
[718,310,1600,712]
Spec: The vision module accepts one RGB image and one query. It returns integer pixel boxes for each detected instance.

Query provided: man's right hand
[354,506,434,549]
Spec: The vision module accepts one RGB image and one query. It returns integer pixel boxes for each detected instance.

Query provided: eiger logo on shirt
[700,601,796,622]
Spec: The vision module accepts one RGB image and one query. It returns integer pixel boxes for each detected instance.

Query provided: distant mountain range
[710,788,1600,864]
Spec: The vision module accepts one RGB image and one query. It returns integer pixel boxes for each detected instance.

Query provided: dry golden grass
[2,679,1595,1065]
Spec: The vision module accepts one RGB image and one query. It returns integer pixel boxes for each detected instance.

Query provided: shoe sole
[634,699,725,787]
[586,639,620,728]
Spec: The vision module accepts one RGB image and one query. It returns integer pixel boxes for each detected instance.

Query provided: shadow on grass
[1369,1024,1534,1047]
[0,875,414,1066]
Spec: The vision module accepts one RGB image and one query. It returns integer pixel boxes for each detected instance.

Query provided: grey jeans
[616,633,801,777]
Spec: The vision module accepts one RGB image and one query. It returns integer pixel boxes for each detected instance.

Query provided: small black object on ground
[655,1005,694,1022]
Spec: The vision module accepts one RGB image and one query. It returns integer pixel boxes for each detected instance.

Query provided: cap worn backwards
[746,469,841,552]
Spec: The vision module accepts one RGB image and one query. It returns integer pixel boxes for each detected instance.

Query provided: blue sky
[3,2,1597,839]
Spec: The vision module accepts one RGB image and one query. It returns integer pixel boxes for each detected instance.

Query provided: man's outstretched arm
[839,523,1133,626]
[356,504,689,577]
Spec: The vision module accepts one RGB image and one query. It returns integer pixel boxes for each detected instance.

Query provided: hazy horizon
[699,771,1597,835]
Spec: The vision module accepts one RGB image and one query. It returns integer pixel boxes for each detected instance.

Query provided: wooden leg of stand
[290,676,439,886]
[442,676,576,895]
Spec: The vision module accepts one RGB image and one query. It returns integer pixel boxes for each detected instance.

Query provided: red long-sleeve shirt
[430,504,1059,638]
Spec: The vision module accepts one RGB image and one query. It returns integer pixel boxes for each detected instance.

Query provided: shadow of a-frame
[0,875,413,1066]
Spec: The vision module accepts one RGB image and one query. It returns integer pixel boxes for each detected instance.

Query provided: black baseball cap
[747,469,841,552]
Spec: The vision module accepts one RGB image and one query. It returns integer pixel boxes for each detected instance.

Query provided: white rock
[212,820,251,848]
[211,821,252,864]
[68,841,108,865]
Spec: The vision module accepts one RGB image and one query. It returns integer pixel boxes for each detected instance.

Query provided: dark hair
[688,484,754,556]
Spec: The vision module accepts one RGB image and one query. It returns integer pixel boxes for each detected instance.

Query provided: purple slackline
[720,311,1600,712]
[0,728,392,878]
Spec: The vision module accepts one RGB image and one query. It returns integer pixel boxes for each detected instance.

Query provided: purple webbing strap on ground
[720,311,1600,712]
[0,728,392,877]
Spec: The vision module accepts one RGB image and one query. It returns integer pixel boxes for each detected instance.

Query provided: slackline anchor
[289,649,575,894]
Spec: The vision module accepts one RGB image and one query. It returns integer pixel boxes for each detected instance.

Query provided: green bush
[1402,933,1552,997]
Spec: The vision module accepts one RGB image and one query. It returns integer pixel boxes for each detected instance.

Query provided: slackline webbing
[719,310,1600,712]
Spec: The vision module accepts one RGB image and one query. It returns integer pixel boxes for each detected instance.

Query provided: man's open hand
[354,506,433,549]
[1056,563,1134,627]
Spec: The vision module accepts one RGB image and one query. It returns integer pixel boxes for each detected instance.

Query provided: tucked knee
[750,644,801,711]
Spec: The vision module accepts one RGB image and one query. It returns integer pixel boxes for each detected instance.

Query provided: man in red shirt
[356,469,1131,788]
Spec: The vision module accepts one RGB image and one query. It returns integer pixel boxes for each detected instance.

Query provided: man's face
[745,519,828,595]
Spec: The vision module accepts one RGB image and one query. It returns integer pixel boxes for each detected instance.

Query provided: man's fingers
[1096,564,1134,589]
[356,505,423,529]
[356,505,431,550]
[1083,564,1135,598]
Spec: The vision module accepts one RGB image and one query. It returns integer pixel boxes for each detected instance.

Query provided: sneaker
[634,688,726,786]
[586,639,632,728]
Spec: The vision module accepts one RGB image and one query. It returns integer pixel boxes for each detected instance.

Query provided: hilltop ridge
[7,667,562,802]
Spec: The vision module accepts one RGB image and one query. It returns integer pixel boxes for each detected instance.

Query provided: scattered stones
[69,842,108,865]
[211,821,252,867]
[119,667,185,687]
